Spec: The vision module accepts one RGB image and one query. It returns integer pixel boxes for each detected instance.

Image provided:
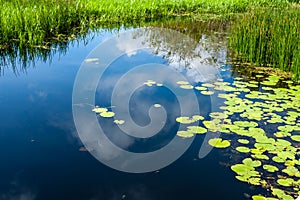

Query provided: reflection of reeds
[229,7,300,80]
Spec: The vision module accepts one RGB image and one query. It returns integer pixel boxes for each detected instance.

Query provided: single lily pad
[92,107,108,113]
[176,81,189,85]
[238,139,250,144]
[242,158,261,167]
[291,135,300,142]
[176,116,196,124]
[100,111,115,118]
[195,86,207,91]
[154,104,162,108]
[263,165,278,173]
[277,178,294,187]
[114,120,125,125]
[208,138,230,148]
[236,146,251,153]
[187,126,207,134]
[177,131,194,138]
[201,91,214,95]
[180,84,194,89]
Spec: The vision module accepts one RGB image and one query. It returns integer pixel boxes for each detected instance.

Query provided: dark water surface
[0,27,258,200]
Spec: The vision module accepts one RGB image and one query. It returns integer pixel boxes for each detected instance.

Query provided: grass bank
[0,0,292,49]
[229,6,300,80]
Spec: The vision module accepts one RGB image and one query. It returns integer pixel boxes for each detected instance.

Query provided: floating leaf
[187,126,207,134]
[180,84,194,89]
[100,111,115,118]
[209,112,228,119]
[277,178,294,187]
[192,115,204,121]
[201,91,214,95]
[291,135,300,142]
[252,195,277,200]
[92,107,108,113]
[238,139,250,144]
[236,146,250,153]
[154,104,162,108]
[263,165,278,173]
[242,158,261,167]
[195,86,207,91]
[144,80,156,86]
[282,166,300,177]
[272,156,285,163]
[208,138,230,148]
[176,116,196,124]
[85,58,99,63]
[202,83,214,88]
[114,120,125,125]
[251,154,269,160]
[177,131,194,138]
[176,81,189,85]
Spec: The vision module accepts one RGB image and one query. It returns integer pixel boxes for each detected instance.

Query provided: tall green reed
[229,7,300,79]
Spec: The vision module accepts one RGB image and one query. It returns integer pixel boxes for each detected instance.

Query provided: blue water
[0,29,255,200]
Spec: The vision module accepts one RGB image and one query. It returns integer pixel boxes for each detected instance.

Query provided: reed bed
[229,7,300,79]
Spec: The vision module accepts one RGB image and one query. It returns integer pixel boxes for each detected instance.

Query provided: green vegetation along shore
[0,0,299,78]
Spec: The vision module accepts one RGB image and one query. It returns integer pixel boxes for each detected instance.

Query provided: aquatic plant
[229,7,300,80]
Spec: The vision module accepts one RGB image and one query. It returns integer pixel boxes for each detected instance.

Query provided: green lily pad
[272,156,286,163]
[252,195,277,200]
[291,135,300,142]
[113,120,125,125]
[176,116,196,124]
[248,177,261,185]
[231,164,255,175]
[195,86,207,91]
[201,91,214,95]
[209,112,228,119]
[92,107,108,113]
[277,178,294,187]
[187,126,207,134]
[242,158,261,167]
[154,104,162,108]
[177,81,189,85]
[236,146,250,153]
[192,115,204,121]
[177,131,194,138]
[251,154,270,160]
[238,139,250,144]
[263,165,278,173]
[282,166,300,177]
[144,80,156,86]
[202,83,214,88]
[180,84,194,89]
[100,111,115,118]
[208,138,230,148]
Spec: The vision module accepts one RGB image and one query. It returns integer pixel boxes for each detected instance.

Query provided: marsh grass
[229,7,300,79]
[0,0,292,49]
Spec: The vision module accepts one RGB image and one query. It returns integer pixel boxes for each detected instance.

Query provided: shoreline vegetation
[0,0,299,78]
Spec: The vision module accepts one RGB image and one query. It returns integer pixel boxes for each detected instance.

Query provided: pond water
[0,23,299,200]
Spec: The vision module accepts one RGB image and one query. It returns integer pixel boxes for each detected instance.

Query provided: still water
[0,26,261,200]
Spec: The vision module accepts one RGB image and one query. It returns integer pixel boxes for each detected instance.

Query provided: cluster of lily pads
[173,74,300,199]
[92,106,125,125]
[93,73,300,199]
